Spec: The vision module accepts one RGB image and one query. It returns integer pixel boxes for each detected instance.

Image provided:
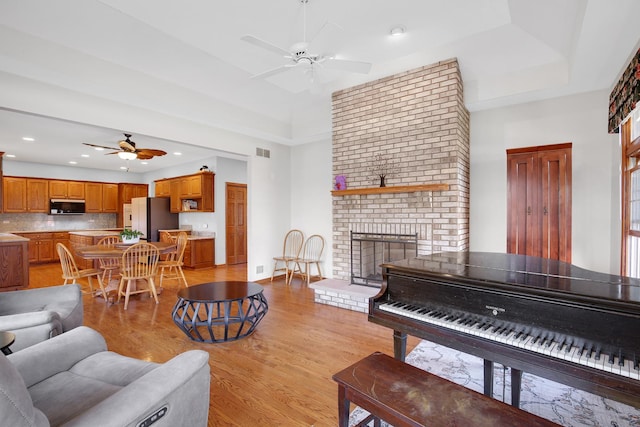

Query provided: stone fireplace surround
[312,58,470,313]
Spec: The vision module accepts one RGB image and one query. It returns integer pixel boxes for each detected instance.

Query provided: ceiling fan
[241,0,372,80]
[83,134,167,160]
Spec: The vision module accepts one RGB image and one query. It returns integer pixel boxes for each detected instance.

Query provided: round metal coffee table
[171,281,268,343]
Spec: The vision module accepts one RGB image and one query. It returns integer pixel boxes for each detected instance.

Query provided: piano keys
[369,251,640,409]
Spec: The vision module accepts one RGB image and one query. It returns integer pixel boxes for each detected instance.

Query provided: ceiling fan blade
[241,35,290,57]
[322,57,372,74]
[250,64,297,79]
[137,149,167,157]
[83,142,120,150]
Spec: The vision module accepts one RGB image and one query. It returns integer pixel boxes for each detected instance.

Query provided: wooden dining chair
[96,235,121,285]
[289,234,325,285]
[117,242,160,310]
[158,231,189,288]
[56,243,107,299]
[271,229,304,282]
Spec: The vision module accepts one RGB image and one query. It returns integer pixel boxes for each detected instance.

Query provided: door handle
[527,206,531,215]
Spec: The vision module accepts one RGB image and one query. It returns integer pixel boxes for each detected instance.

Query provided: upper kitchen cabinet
[154,179,172,197]
[116,183,148,227]
[85,182,119,213]
[2,177,48,213]
[3,177,27,213]
[175,172,214,212]
[26,179,49,213]
[102,183,118,213]
[49,180,85,199]
[118,183,148,205]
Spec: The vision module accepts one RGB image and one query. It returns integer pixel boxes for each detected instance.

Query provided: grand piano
[369,251,640,409]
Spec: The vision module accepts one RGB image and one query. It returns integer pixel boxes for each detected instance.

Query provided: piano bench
[332,352,559,427]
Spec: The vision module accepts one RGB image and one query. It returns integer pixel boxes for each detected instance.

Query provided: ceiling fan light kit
[117,151,137,160]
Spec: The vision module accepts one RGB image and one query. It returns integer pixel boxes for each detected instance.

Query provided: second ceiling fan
[241,0,372,80]
[83,134,167,160]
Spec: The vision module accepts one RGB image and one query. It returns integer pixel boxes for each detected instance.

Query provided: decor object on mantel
[331,183,449,196]
[369,154,398,187]
[119,229,143,244]
[334,175,347,190]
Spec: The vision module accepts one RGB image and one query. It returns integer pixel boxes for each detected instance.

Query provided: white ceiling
[0,0,639,172]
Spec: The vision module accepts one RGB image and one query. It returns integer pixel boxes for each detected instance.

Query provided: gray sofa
[0,284,83,351]
[2,326,210,426]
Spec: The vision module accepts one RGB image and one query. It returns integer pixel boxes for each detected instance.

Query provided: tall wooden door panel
[226,183,247,265]
[507,144,571,263]
[507,153,538,257]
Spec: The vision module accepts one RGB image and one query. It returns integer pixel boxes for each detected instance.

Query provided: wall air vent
[256,147,271,158]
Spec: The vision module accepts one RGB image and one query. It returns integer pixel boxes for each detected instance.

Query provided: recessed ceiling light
[68,161,77,165]
[5,154,16,158]
[389,25,406,37]
[140,161,148,165]
[120,166,128,170]
[173,152,182,156]
[22,137,35,142]
[81,154,90,158]
[94,147,105,151]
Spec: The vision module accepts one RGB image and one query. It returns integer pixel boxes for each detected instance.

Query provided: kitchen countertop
[158,229,214,240]
[0,233,29,242]
[68,230,121,237]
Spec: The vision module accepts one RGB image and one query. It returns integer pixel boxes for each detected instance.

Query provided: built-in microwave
[50,199,86,215]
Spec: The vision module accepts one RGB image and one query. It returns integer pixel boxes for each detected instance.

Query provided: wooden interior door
[226,183,247,265]
[507,144,572,262]
[507,152,538,257]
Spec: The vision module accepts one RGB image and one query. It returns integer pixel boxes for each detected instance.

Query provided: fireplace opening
[350,231,418,287]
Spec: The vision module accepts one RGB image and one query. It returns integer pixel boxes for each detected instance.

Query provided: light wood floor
[28,262,419,426]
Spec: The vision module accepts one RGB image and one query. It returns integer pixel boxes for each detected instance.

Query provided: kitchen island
[69,230,121,269]
[0,233,30,291]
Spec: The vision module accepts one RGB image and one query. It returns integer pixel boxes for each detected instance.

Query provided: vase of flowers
[120,229,143,244]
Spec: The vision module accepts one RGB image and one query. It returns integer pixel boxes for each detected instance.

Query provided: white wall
[247,143,292,281]
[469,89,620,274]
[290,139,334,278]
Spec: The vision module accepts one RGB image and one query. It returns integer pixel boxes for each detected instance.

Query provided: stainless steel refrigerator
[130,197,179,242]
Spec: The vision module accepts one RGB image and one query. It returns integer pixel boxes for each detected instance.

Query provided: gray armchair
[0,284,83,351]
[2,326,210,426]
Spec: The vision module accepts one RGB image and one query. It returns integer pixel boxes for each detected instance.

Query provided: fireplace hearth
[350,231,418,287]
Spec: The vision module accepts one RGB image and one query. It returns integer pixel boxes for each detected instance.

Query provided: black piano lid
[383,252,640,306]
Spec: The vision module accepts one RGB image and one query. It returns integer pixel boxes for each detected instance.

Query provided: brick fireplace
[331,58,470,284]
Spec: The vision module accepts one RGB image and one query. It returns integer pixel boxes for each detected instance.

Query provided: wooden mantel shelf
[331,183,449,196]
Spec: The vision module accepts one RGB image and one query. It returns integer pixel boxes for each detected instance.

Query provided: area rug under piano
[349,340,640,427]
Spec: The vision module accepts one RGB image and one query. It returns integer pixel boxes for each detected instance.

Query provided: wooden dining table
[74,241,177,302]
[74,241,176,259]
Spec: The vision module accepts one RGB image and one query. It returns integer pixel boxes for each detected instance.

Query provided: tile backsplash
[0,213,117,233]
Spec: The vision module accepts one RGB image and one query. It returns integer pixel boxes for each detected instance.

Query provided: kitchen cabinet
[154,179,171,197]
[170,179,182,213]
[49,180,85,199]
[3,177,49,213]
[84,182,103,213]
[117,183,148,227]
[0,234,29,291]
[184,237,215,269]
[159,231,214,269]
[69,231,120,269]
[52,232,70,261]
[26,179,49,213]
[86,182,119,213]
[173,172,214,212]
[3,177,27,213]
[102,183,118,213]
[16,232,55,264]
